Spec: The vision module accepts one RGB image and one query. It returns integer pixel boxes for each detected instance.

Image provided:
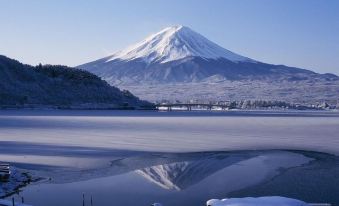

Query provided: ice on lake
[0,110,338,161]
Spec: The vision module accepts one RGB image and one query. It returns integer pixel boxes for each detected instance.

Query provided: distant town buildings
[155,99,336,110]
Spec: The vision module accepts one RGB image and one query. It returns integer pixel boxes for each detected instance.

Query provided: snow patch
[206,196,309,206]
[106,25,254,64]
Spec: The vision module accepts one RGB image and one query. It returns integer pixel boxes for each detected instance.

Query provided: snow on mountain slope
[78,25,339,102]
[106,25,254,64]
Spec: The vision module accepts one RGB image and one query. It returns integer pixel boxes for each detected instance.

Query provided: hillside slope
[0,55,152,109]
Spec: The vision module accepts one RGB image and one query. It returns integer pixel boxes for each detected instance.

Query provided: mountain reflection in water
[135,151,310,191]
[136,153,247,190]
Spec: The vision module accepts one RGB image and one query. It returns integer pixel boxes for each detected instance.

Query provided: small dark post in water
[12,197,14,206]
[21,197,24,203]
[91,195,93,206]
[83,193,85,206]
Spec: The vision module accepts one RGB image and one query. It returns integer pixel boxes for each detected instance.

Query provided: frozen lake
[0,110,339,156]
[0,110,339,205]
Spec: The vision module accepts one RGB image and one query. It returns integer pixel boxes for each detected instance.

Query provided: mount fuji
[79,25,339,103]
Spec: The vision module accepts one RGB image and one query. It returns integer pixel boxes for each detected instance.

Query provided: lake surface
[0,110,339,205]
[0,110,339,155]
[3,150,320,206]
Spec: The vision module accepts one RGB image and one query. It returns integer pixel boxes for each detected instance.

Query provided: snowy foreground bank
[0,199,32,206]
[207,196,309,206]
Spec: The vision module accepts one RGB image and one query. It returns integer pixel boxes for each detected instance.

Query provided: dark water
[230,151,339,205]
[5,150,339,206]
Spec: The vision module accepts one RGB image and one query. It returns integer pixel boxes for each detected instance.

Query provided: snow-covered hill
[78,25,339,102]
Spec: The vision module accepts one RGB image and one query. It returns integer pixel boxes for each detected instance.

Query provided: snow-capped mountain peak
[106,25,254,63]
[79,25,338,93]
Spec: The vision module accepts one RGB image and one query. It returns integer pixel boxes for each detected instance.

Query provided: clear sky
[1,0,338,74]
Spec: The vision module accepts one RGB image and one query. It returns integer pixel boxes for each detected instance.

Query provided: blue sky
[1,0,338,74]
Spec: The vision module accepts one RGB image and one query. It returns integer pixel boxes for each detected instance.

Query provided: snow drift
[206,196,309,206]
